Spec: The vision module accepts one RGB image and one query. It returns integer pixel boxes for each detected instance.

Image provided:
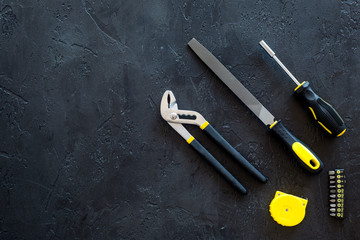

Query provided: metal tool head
[160,90,206,127]
[160,90,192,141]
[161,90,178,114]
[188,38,276,126]
[160,90,181,124]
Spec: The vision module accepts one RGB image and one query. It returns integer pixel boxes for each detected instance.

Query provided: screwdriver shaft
[260,40,301,86]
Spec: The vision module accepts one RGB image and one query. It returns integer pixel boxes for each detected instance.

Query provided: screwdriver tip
[259,40,275,57]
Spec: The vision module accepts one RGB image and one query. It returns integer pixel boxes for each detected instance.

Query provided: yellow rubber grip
[308,107,317,120]
[294,81,306,92]
[269,121,278,129]
[317,121,332,134]
[186,136,195,144]
[200,121,209,130]
[336,128,346,137]
[292,142,321,170]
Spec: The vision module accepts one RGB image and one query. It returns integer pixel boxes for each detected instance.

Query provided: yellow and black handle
[294,81,346,137]
[187,137,247,194]
[269,120,323,174]
[201,122,267,183]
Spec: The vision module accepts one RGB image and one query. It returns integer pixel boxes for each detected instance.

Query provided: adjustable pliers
[160,90,267,194]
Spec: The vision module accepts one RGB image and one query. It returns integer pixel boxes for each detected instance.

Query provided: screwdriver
[259,40,346,137]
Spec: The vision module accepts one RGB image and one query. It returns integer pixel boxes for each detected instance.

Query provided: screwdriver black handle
[189,139,247,194]
[295,81,346,137]
[202,123,267,183]
[269,120,323,174]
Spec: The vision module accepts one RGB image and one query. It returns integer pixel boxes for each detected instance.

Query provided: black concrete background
[0,0,359,239]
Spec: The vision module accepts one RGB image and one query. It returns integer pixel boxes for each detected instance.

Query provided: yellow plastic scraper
[269,191,308,227]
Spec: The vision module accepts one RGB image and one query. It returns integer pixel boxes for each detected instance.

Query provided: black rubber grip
[269,120,323,174]
[189,139,247,194]
[203,124,267,183]
[295,81,346,136]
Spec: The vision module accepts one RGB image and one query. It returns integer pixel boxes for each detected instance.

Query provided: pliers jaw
[160,90,192,141]
[160,90,207,127]
[160,90,178,119]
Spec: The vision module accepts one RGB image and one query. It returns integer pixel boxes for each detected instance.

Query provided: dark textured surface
[0,0,359,239]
